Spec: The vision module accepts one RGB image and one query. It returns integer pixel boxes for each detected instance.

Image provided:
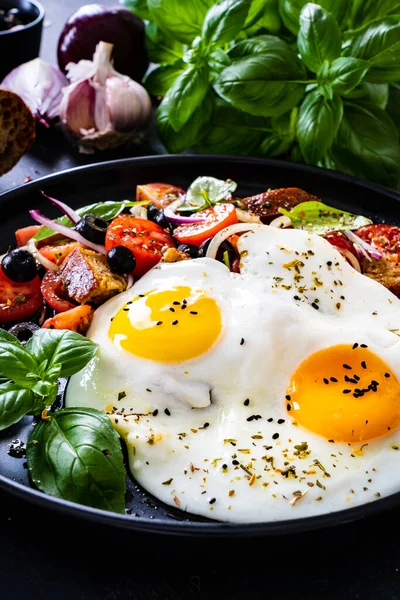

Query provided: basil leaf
[27,408,126,514]
[196,97,272,155]
[245,0,274,29]
[202,0,252,49]
[144,61,185,97]
[258,108,297,157]
[324,57,369,95]
[157,94,213,153]
[297,91,343,164]
[0,382,36,431]
[279,201,372,234]
[26,329,98,380]
[147,0,214,44]
[208,48,232,78]
[145,22,185,65]
[297,3,341,74]
[0,327,24,346]
[350,0,400,30]
[215,43,307,117]
[386,84,400,136]
[346,82,389,110]
[279,0,347,35]
[348,17,400,83]
[0,340,38,385]
[330,102,400,189]
[123,0,151,19]
[33,200,142,243]
[228,34,291,59]
[179,176,237,213]
[161,65,210,132]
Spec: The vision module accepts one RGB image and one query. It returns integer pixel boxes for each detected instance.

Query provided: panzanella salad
[2,178,400,521]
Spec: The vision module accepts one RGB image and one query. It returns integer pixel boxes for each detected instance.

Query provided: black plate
[1,154,400,538]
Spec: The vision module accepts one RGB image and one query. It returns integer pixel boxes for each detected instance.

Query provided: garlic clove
[106,76,151,131]
[60,79,96,136]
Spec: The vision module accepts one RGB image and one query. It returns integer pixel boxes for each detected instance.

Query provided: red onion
[57,4,149,83]
[344,230,382,261]
[1,58,68,127]
[40,191,80,225]
[29,210,106,254]
[164,200,206,225]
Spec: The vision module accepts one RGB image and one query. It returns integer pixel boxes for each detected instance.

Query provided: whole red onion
[57,4,149,83]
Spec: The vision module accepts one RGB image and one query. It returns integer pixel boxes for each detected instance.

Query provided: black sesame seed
[173,301,180,305]
[138,294,145,297]
[272,433,279,440]
[247,416,254,422]
[361,361,367,369]
[240,338,244,345]
[352,343,359,350]
[343,364,352,370]
[182,299,187,304]
[342,389,351,394]
[384,372,390,378]
[232,459,239,465]
[203,422,210,428]
[244,399,250,406]
[354,374,360,381]
[152,409,159,416]
[169,307,175,312]
[164,408,171,416]
[146,388,152,392]
[330,377,338,382]
[209,498,216,505]
[222,464,227,469]
[277,419,285,424]
[157,321,163,326]
[327,261,332,266]
[323,378,329,384]
[311,302,319,310]
[190,311,198,315]
[287,404,291,411]
[360,344,368,348]
[181,304,187,310]
[294,295,301,301]
[267,418,273,422]
[172,320,178,325]
[285,395,291,401]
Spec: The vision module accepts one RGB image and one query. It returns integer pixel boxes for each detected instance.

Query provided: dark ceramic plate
[1,154,400,538]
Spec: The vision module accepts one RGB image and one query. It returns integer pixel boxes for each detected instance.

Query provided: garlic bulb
[60,41,152,152]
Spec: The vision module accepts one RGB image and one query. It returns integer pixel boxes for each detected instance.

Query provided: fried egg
[66,226,400,523]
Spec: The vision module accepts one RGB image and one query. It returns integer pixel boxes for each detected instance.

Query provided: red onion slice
[40,191,80,225]
[344,230,382,261]
[30,210,105,254]
[336,247,361,272]
[164,200,206,224]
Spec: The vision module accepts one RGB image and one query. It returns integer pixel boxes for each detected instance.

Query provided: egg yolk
[286,344,400,442]
[109,285,222,363]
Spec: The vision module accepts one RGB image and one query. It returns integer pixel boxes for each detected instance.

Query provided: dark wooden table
[2,1,400,599]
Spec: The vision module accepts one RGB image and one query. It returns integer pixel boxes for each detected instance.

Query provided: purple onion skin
[57,4,149,83]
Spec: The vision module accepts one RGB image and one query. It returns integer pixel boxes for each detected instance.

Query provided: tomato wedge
[173,203,238,247]
[0,267,43,325]
[15,225,42,247]
[355,224,400,259]
[41,270,77,313]
[105,215,175,278]
[136,183,185,209]
[42,304,94,334]
[39,242,82,266]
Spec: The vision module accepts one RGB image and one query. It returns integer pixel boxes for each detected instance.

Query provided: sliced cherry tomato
[173,203,238,247]
[324,231,359,260]
[39,242,82,266]
[136,183,185,209]
[105,215,175,278]
[42,304,94,334]
[15,225,42,247]
[41,270,77,313]
[0,266,42,325]
[355,224,400,259]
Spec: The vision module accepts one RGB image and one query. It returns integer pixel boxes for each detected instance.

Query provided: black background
[1,1,400,598]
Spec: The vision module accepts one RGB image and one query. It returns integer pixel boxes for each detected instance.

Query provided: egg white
[66,227,400,522]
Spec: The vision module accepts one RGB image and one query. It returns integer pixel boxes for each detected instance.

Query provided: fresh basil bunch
[125,0,400,189]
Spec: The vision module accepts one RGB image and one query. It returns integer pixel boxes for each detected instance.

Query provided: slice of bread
[0,88,36,176]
